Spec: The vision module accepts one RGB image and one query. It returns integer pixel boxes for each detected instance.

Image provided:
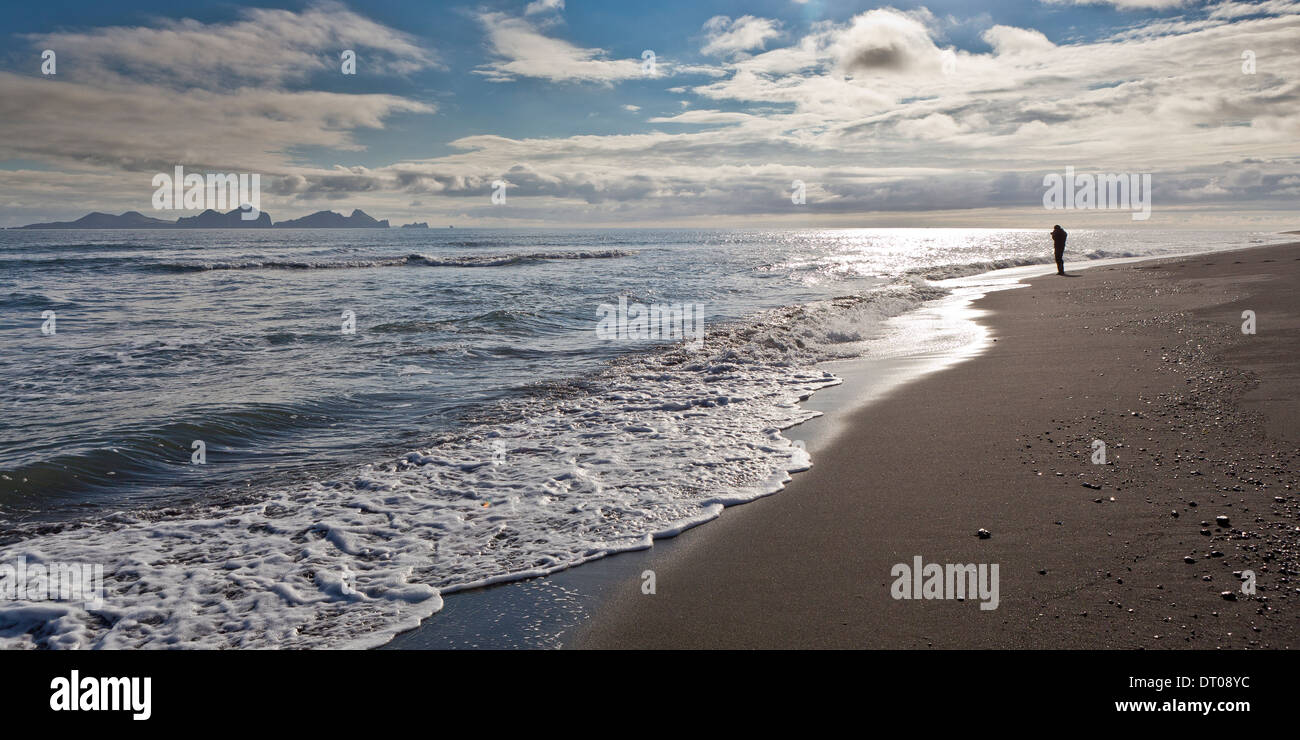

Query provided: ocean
[0,226,1286,648]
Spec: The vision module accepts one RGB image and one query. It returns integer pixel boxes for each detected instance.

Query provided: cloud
[5,2,1299,228]
[647,110,755,125]
[0,2,437,225]
[475,12,643,83]
[1207,0,1300,19]
[827,9,946,75]
[354,4,1298,225]
[26,1,437,89]
[0,72,432,172]
[1042,0,1192,9]
[981,25,1056,54]
[3,1,438,173]
[895,113,966,139]
[525,0,565,15]
[701,16,783,57]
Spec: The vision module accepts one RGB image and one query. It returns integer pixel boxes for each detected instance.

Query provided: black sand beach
[577,242,1300,649]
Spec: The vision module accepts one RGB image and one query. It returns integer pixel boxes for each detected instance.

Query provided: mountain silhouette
[175,208,272,228]
[273,209,389,228]
[14,208,394,229]
[18,211,174,229]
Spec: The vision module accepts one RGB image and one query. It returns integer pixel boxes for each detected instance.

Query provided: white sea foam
[0,285,942,649]
[906,249,1139,280]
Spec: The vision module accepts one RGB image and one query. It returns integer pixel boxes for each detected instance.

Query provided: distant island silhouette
[274,209,389,229]
[15,208,392,229]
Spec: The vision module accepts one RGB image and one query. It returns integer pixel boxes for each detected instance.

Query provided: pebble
[976,528,991,539]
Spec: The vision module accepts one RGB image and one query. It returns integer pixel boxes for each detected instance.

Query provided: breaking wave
[0,282,947,649]
[907,249,1140,280]
[149,250,636,273]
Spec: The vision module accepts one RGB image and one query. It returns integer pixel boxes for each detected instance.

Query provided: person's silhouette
[1051,225,1068,275]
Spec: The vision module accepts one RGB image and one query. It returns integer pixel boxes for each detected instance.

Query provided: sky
[0,0,1296,229]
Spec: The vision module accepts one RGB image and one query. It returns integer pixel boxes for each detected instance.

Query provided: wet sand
[577,242,1300,649]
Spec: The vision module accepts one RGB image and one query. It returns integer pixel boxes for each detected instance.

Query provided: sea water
[0,227,1286,647]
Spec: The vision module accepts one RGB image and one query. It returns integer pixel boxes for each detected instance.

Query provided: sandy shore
[577,241,1300,649]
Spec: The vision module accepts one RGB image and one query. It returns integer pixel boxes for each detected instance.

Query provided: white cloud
[26,1,437,88]
[6,2,1299,228]
[1,3,435,175]
[475,12,643,83]
[386,4,1300,224]
[647,110,754,125]
[1043,0,1191,9]
[0,3,439,225]
[826,9,947,75]
[623,104,640,112]
[1207,0,1300,19]
[525,0,565,15]
[981,25,1056,54]
[0,72,432,172]
[895,113,966,139]
[701,15,783,56]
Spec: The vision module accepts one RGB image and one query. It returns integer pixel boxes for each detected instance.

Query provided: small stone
[1220,591,1237,601]
[1171,510,1179,518]
[1184,556,1196,564]
[976,528,991,539]
[1215,515,1230,527]
[1081,482,1102,490]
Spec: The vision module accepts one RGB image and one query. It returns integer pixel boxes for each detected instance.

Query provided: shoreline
[382,238,1297,649]
[575,240,1300,649]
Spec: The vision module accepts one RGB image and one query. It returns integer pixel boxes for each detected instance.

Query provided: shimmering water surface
[0,227,1283,647]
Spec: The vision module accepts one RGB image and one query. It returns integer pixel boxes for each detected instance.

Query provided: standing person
[1051,225,1068,275]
